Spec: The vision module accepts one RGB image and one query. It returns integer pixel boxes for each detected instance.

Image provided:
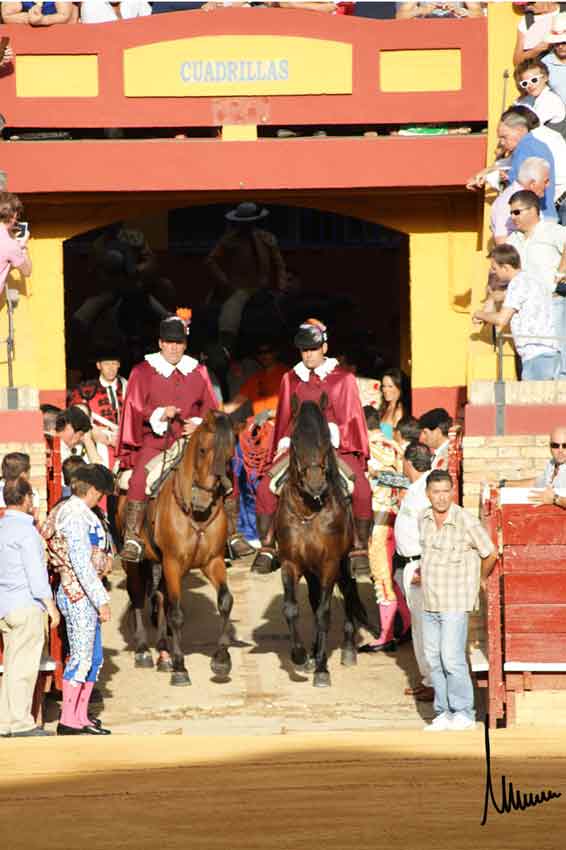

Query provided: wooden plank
[501,506,566,545]
[505,672,566,689]
[505,604,566,633]
[504,574,566,604]
[505,633,566,663]
[503,545,566,574]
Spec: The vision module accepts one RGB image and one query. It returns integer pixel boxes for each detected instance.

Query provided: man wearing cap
[116,316,218,562]
[418,408,453,471]
[205,202,287,347]
[68,347,127,471]
[252,319,372,574]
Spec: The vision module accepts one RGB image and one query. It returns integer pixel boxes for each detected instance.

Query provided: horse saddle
[268,451,356,497]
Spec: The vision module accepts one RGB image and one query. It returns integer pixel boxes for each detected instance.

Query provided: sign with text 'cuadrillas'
[123,35,352,97]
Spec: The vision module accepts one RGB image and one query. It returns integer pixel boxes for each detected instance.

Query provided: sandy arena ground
[42,554,436,735]
[3,557,566,850]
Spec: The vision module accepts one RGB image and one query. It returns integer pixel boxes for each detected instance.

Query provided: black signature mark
[481,716,561,825]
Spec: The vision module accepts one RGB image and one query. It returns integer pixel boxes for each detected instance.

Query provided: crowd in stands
[467,6,566,381]
[0,1,488,25]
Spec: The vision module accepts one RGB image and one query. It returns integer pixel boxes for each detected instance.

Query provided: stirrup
[251,547,279,575]
[120,538,145,563]
[227,534,255,559]
[348,548,369,578]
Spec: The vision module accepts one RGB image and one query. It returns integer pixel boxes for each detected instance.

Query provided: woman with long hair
[378,368,410,440]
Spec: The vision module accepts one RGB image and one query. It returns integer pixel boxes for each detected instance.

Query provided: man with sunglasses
[500,427,566,508]
[505,189,566,376]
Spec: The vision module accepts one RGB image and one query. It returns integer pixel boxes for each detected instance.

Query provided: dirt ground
[3,729,566,850]
[43,554,435,735]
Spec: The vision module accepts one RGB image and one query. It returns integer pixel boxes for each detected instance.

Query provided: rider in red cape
[117,315,218,562]
[252,318,372,574]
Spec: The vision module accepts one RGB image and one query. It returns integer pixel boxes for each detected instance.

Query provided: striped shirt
[419,503,494,613]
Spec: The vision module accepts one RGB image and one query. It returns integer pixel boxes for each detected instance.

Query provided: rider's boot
[224,494,255,559]
[119,500,146,563]
[251,513,279,574]
[348,517,372,577]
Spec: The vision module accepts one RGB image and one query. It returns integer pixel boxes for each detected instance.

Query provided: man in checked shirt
[419,470,497,732]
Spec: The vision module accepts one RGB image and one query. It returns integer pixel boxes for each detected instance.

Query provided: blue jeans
[422,611,474,720]
[553,295,566,378]
[521,352,559,381]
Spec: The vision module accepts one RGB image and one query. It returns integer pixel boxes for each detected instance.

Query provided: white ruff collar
[145,352,198,378]
[293,357,338,383]
[99,376,118,389]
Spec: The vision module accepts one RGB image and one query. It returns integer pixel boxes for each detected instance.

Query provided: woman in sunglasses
[514,58,566,128]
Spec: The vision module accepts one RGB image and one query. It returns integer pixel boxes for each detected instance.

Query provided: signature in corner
[481,717,562,825]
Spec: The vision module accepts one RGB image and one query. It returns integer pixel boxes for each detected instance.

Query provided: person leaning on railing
[498,425,566,508]
[473,243,560,381]
[0,192,31,297]
[1,2,77,25]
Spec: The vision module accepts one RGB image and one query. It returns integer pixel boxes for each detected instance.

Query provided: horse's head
[290,394,331,503]
[190,410,235,513]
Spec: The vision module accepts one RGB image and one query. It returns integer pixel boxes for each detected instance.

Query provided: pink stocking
[60,680,82,728]
[394,581,412,635]
[375,600,398,645]
[76,682,95,728]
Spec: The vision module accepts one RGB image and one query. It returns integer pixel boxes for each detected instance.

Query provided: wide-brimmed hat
[159,316,187,343]
[294,318,328,350]
[547,12,566,43]
[225,202,269,223]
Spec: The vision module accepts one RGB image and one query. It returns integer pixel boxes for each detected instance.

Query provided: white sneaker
[450,713,476,731]
[423,712,453,732]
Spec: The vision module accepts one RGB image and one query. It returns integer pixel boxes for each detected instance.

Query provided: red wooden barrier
[477,491,566,727]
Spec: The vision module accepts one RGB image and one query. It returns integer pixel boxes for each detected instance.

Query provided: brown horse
[276,395,377,687]
[117,410,235,686]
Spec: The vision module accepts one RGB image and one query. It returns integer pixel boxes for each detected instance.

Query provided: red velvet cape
[117,359,217,469]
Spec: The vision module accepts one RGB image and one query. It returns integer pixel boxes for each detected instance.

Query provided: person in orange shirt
[223,342,287,417]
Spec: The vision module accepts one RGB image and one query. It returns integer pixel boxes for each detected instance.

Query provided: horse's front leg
[337,559,359,668]
[204,555,233,679]
[281,562,308,668]
[162,558,191,687]
[126,562,153,668]
[313,581,335,688]
[151,563,173,673]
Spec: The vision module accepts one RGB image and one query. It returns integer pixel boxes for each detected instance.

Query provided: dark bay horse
[275,395,376,687]
[118,410,235,686]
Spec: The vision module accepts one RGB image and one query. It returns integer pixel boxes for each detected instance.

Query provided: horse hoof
[313,671,331,688]
[170,671,191,687]
[291,647,308,668]
[211,649,232,678]
[303,657,316,673]
[134,651,154,669]
[341,648,357,668]
[156,658,174,673]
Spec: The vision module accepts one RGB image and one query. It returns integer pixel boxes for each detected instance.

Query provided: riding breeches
[126,445,161,501]
[255,451,372,520]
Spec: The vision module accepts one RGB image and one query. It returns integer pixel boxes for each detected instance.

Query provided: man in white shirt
[503,190,566,376]
[473,243,559,381]
[417,408,452,471]
[394,441,433,702]
[501,425,566,507]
